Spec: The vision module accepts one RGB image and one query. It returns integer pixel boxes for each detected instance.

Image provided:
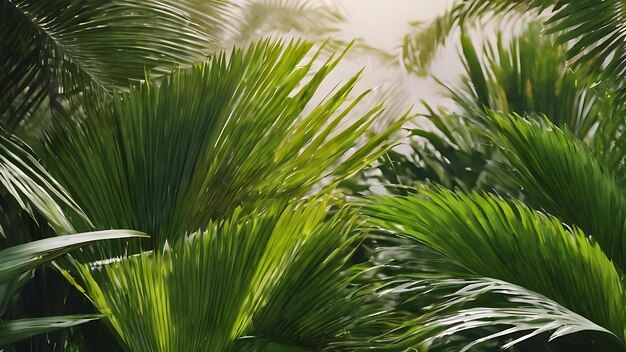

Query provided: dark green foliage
[486,113,626,271]
[7,0,626,350]
[0,230,146,347]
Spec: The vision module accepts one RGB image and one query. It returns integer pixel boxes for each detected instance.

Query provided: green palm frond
[44,39,406,256]
[401,23,617,194]
[404,278,623,351]
[0,230,145,283]
[485,112,626,271]
[0,0,230,139]
[402,15,458,76]
[0,230,146,346]
[363,277,622,351]
[0,124,115,350]
[340,113,497,196]
[370,21,617,197]
[67,199,380,351]
[362,187,626,349]
[0,129,87,234]
[0,315,101,347]
[402,1,537,75]
[402,108,501,193]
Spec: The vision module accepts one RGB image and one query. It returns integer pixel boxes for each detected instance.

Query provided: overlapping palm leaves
[0,0,375,144]
[363,159,626,349]
[0,0,412,349]
[69,199,373,351]
[0,69,102,351]
[366,23,614,195]
[0,0,232,140]
[0,1,233,348]
[352,12,626,351]
[6,0,626,351]
[43,39,405,254]
[0,129,87,235]
[0,230,146,346]
[39,39,408,350]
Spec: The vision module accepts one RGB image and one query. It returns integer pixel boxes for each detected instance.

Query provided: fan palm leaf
[66,199,385,351]
[362,187,626,350]
[43,39,406,257]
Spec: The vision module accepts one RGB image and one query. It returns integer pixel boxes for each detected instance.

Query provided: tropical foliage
[70,199,374,351]
[0,230,145,346]
[3,0,626,351]
[354,1,626,350]
[354,22,616,195]
[1,0,407,350]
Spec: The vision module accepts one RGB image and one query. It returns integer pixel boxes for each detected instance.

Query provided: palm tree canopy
[404,0,626,101]
[44,39,406,257]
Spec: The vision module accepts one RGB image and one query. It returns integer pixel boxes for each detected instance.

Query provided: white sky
[339,0,452,51]
[331,0,463,115]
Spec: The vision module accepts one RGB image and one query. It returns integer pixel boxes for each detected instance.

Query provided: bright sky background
[339,0,451,51]
[332,0,463,115]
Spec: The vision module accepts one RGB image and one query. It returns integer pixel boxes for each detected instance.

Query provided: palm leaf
[485,112,626,272]
[0,229,146,347]
[330,232,618,351]
[0,230,146,284]
[374,277,625,351]
[232,0,344,44]
[402,1,538,75]
[402,15,457,76]
[43,39,406,256]
[66,199,384,351]
[0,129,87,234]
[0,0,230,138]
[362,187,626,348]
[451,23,612,140]
[0,315,101,347]
[373,22,615,196]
